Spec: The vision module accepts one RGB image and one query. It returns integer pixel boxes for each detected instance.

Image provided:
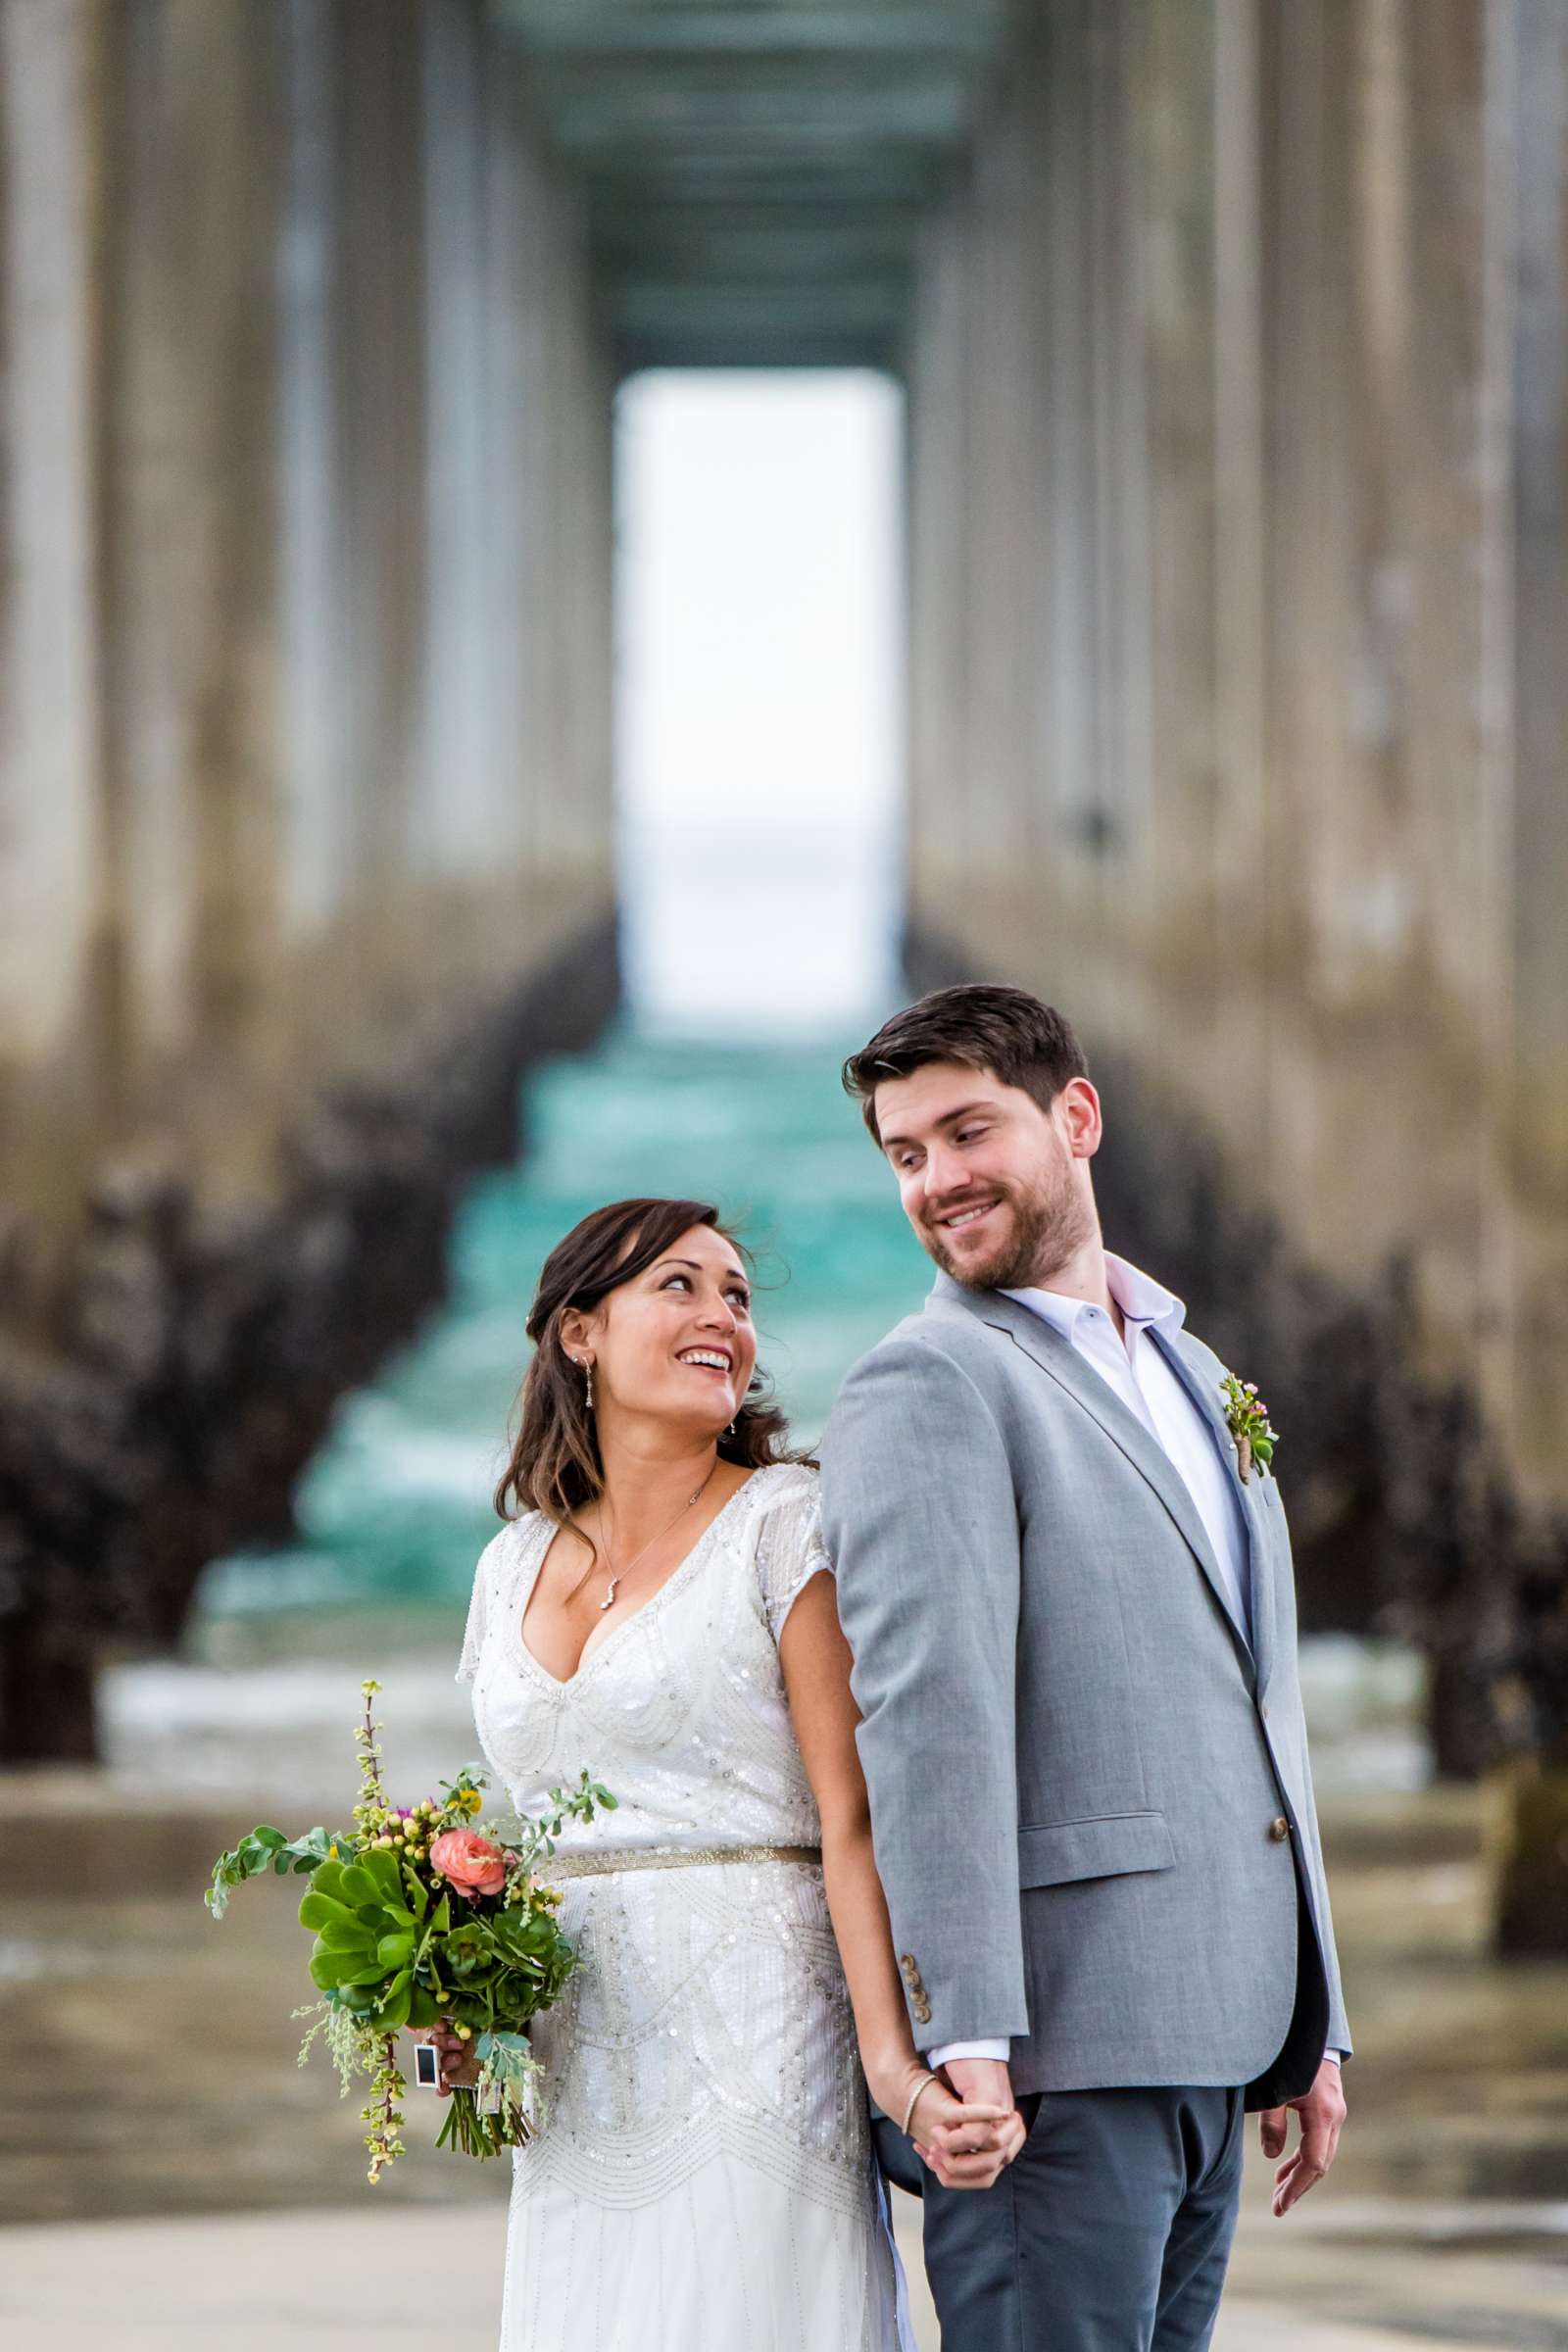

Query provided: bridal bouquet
[206,1679,614,2180]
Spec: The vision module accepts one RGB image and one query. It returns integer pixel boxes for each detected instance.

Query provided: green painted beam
[593,207,922,270]
[583,154,951,204]
[542,84,977,154]
[591,194,926,229]
[502,5,1005,61]
[609,331,908,372]
[490,0,1009,363]
[608,274,908,336]
[615,333,903,376]
[525,54,995,116]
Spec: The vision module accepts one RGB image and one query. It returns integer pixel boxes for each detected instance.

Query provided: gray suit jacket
[819,1272,1350,2110]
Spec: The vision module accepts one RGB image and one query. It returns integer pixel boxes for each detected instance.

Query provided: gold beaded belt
[544,1842,821,1881]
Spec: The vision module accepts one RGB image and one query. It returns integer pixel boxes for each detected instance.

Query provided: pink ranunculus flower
[429,1828,507,1898]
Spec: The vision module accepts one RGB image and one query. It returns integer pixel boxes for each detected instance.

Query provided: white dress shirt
[926,1253,1342,2079]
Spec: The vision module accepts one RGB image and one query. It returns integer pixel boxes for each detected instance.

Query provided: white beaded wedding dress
[456,1461,911,2352]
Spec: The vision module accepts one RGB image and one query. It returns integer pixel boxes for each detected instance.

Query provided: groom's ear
[1055,1077,1103,1159]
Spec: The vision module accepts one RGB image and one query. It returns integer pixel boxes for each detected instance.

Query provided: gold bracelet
[902,2073,941,2137]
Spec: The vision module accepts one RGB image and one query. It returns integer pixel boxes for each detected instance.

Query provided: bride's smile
[564,1225,759,1445]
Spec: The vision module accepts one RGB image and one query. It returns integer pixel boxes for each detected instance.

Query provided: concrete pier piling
[900,4,1568,1879]
[0,0,614,1761]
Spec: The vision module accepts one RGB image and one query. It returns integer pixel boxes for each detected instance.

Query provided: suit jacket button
[1269,1815,1290,1841]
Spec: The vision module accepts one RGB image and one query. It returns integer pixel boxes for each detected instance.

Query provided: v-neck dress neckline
[514,1468,765,1690]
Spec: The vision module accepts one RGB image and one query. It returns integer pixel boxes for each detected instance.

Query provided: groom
[820,985,1349,2350]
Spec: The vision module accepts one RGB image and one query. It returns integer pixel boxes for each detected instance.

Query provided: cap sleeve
[753,1469,834,1642]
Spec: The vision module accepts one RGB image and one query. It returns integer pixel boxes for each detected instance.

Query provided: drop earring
[581,1359,595,1411]
[723,1419,736,1442]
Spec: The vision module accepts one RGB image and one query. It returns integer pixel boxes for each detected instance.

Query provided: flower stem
[356,1680,388,1814]
[362,2032,406,2182]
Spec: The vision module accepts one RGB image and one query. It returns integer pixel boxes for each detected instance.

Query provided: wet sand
[2,2193,1564,2351]
[3,1732,1566,2342]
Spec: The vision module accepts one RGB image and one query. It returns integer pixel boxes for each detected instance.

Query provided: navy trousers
[876,2081,1246,2352]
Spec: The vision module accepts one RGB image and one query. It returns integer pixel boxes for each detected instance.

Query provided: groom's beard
[922,1159,1094,1293]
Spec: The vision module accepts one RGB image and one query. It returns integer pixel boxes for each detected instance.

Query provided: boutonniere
[1220,1373,1276,1484]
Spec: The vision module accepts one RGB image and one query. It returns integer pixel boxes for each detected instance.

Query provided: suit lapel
[1153,1326,1275,1695]
[928,1277,1256,1686]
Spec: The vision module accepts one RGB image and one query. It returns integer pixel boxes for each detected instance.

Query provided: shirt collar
[1002,1251,1186,1339]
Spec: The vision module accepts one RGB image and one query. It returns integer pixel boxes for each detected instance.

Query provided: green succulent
[298,1844,444,2033]
[297,1840,578,2042]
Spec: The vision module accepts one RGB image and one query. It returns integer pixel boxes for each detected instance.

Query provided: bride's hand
[909,2074,1026,2189]
[872,2058,1025,2188]
[413,2018,481,2093]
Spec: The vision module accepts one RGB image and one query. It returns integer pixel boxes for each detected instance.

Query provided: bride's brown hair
[493,1197,810,1529]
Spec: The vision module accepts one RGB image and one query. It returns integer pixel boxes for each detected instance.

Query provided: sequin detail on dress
[456,1463,906,2352]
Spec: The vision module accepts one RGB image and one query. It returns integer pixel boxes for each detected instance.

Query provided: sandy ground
[4,1743,1566,2345]
[4,2190,1565,2351]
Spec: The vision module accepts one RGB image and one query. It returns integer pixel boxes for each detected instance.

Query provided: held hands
[1259,2056,1347,2216]
[885,2053,1026,2189]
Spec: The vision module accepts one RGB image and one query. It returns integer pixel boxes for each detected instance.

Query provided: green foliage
[204,1824,344,1920]
[434,2025,548,2161]
[510,1770,618,1877]
[1220,1372,1278,1476]
[292,1999,368,2097]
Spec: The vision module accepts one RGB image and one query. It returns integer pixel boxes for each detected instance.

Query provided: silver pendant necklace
[597,1460,719,1611]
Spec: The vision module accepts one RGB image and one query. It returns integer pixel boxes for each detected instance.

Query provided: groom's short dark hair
[843,984,1090,1145]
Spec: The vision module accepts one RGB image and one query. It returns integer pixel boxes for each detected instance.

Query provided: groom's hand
[940,2056,1013,2115]
[1259,2058,1347,2215]
[913,2057,1024,2189]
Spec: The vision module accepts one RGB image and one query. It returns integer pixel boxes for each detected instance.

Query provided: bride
[420,1196,1021,2350]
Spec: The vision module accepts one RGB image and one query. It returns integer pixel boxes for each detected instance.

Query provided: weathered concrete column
[1506,0,1568,1492]
[904,0,1568,1827]
[0,0,616,1762]
[1487,0,1568,1952]
[88,0,290,1181]
[0,0,106,1239]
